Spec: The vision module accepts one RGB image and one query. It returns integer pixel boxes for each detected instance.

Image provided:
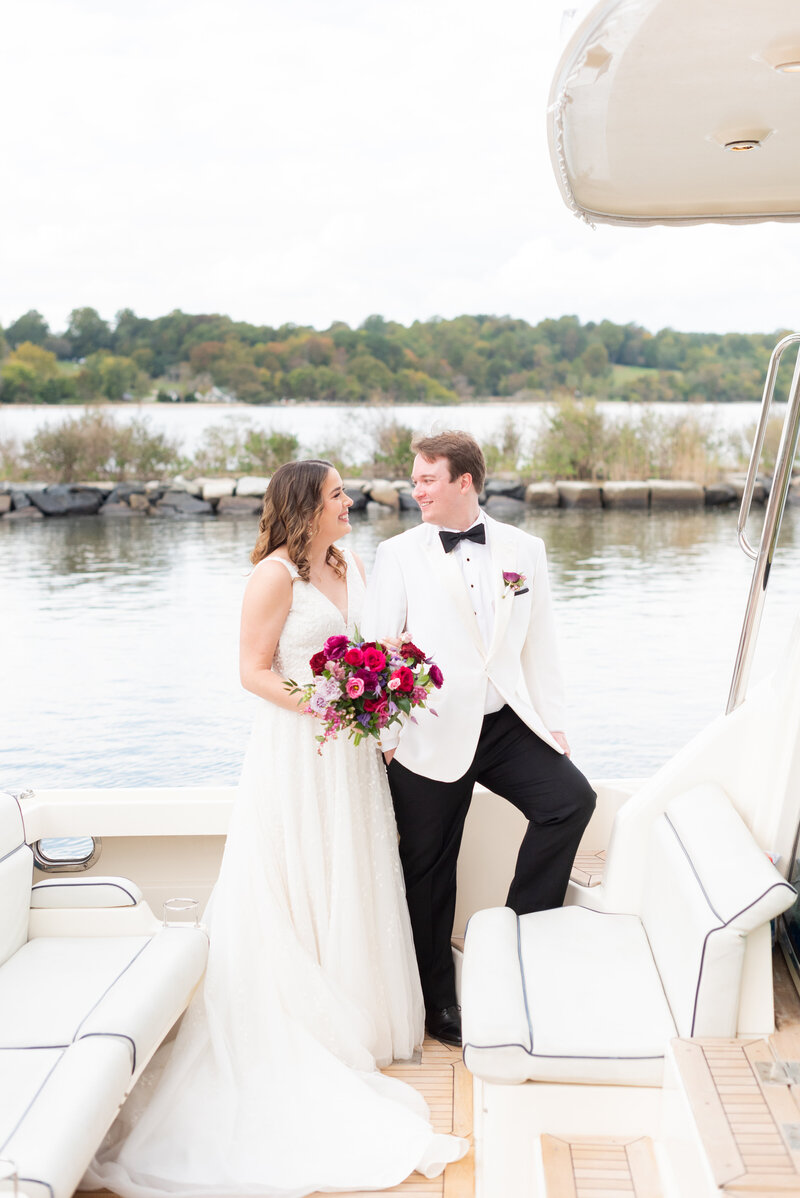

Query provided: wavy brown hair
[250,459,346,581]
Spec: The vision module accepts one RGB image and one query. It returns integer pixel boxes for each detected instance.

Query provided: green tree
[5,310,50,348]
[78,352,149,400]
[65,307,112,359]
[0,342,62,403]
[581,342,610,379]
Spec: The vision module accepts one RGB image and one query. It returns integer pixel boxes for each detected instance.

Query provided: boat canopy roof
[548,0,800,226]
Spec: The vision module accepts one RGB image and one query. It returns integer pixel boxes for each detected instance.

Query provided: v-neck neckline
[307,556,350,626]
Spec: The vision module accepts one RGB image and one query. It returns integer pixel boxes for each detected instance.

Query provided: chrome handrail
[727,335,800,714]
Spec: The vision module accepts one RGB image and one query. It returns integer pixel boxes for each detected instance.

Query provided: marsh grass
[0,435,24,480]
[191,419,299,476]
[483,416,530,474]
[1,405,740,487]
[15,411,182,483]
[532,400,727,483]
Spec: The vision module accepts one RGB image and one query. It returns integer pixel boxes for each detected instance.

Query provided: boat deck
[77,1036,474,1198]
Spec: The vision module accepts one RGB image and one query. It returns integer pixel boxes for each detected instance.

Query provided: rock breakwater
[0,473,776,521]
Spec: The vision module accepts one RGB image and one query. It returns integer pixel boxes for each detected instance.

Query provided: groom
[361,430,596,1047]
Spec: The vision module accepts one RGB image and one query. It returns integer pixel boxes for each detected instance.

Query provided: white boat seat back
[0,791,32,968]
[641,785,796,1037]
[462,786,796,1086]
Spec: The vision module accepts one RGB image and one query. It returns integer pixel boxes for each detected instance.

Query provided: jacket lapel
[486,518,517,660]
[422,531,486,658]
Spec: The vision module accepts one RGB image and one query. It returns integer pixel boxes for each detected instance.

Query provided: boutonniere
[502,571,529,596]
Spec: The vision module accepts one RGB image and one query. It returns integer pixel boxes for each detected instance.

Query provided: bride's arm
[239,561,308,712]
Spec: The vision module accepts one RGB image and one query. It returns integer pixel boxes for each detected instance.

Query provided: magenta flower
[502,571,527,594]
[363,647,387,671]
[323,634,349,660]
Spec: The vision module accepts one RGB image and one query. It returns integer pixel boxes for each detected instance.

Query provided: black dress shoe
[425,1005,462,1046]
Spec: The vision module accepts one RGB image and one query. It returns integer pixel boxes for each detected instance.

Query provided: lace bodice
[272,547,364,682]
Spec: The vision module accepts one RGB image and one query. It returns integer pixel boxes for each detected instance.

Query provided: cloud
[1,0,797,337]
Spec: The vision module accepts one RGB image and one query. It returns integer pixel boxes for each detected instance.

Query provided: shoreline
[0,473,774,521]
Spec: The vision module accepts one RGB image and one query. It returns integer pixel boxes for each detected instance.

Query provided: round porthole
[32,836,102,872]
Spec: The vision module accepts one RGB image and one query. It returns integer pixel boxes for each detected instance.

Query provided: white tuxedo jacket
[361,515,567,783]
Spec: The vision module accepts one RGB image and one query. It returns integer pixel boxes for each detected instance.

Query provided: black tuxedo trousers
[387,705,596,1013]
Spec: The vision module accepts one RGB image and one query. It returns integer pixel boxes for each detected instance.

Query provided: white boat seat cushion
[0,1038,133,1198]
[0,931,208,1072]
[0,793,31,969]
[462,905,676,1085]
[640,785,796,1037]
[462,786,796,1087]
[31,876,144,908]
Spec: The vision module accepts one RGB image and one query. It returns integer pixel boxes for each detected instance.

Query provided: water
[2,502,799,791]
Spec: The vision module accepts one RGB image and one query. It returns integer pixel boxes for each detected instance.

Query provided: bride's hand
[381,631,411,651]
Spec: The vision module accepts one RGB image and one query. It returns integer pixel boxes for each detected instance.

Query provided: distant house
[197,385,237,404]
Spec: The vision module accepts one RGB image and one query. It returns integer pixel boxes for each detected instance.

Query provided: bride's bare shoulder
[246,554,296,598]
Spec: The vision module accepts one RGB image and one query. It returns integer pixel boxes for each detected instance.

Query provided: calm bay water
[2,502,799,790]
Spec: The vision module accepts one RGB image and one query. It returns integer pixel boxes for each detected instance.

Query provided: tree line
[0,306,789,406]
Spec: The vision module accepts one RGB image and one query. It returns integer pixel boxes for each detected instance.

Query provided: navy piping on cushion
[663,812,723,923]
[516,915,534,1053]
[0,793,26,853]
[463,1041,665,1061]
[72,936,152,1043]
[18,1180,54,1198]
[31,880,138,906]
[690,879,797,1036]
[0,1049,65,1155]
[662,812,797,1036]
[78,1030,137,1073]
[0,842,29,868]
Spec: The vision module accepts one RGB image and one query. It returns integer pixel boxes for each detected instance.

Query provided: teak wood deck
[77,1036,473,1198]
[541,1133,662,1198]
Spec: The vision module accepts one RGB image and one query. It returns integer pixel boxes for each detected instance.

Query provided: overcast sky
[2,0,799,338]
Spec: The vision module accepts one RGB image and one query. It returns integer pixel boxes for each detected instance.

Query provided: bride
[85,459,468,1197]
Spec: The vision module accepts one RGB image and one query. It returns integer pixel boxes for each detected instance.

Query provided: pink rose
[387,677,402,691]
[346,677,365,698]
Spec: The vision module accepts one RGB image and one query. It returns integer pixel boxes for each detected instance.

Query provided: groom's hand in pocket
[383,749,396,765]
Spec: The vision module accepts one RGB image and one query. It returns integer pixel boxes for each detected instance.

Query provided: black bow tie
[439,524,486,553]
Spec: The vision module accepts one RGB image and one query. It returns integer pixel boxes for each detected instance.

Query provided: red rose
[309,651,328,675]
[363,696,388,713]
[401,641,426,664]
[391,666,415,694]
[345,646,365,666]
[363,647,387,671]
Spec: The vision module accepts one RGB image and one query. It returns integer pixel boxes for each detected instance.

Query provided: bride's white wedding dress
[85,548,467,1197]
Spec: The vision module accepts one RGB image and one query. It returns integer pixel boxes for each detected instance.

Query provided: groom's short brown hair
[411,430,486,494]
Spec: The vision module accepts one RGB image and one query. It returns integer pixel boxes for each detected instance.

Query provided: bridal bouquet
[286,633,443,751]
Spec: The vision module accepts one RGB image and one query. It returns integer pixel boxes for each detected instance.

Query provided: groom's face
[411,454,474,529]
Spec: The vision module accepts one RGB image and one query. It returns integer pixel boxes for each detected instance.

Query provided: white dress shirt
[438,511,505,715]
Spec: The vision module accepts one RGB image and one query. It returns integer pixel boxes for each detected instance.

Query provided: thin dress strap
[265,556,299,581]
